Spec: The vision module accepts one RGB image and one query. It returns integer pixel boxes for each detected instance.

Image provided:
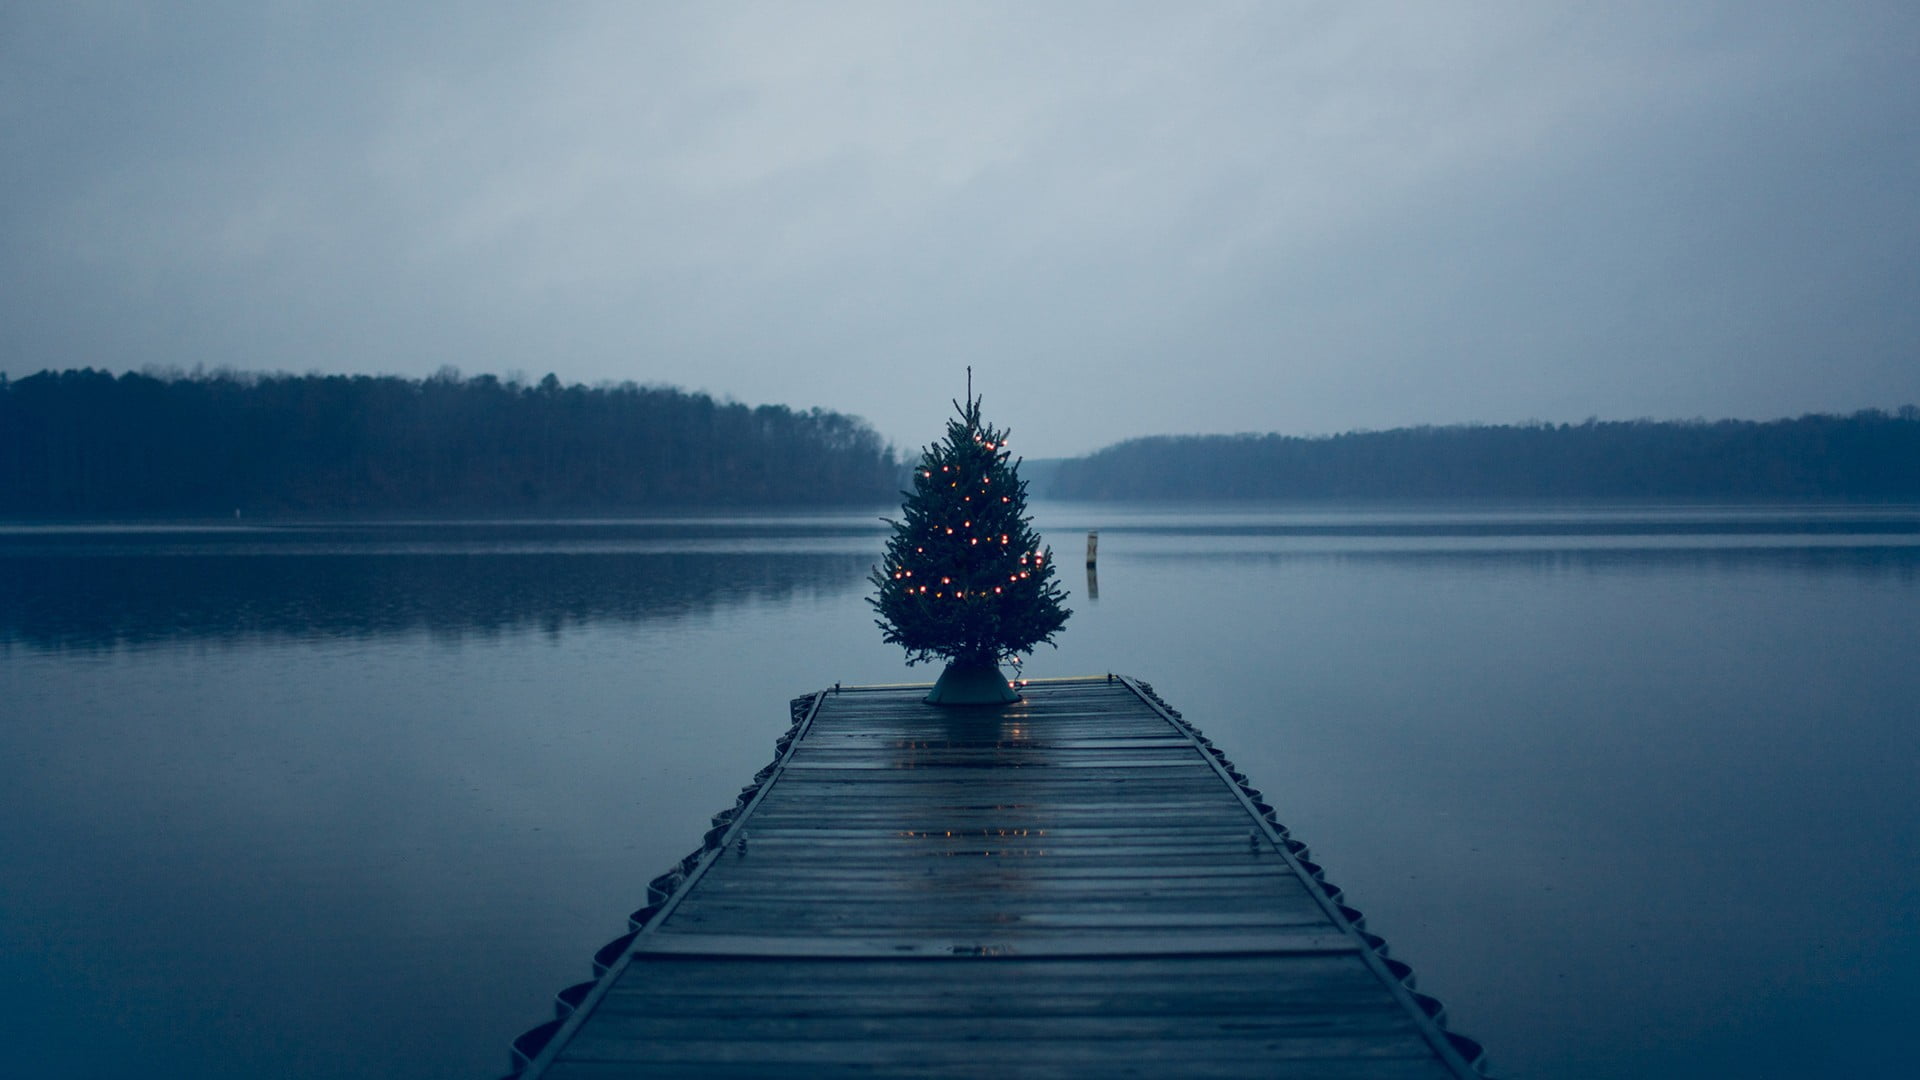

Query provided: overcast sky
[3,2,1915,457]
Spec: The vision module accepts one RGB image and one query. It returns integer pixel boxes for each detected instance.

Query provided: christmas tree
[869,389,1071,704]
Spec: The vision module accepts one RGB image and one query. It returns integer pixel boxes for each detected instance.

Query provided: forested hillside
[0,369,901,515]
[1048,410,1920,500]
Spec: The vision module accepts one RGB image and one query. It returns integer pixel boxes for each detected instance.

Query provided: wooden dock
[508,676,1485,1078]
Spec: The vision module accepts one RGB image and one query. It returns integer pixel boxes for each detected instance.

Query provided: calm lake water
[3,503,1917,1079]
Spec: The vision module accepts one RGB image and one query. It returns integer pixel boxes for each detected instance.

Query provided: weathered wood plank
[630,931,1360,958]
[555,1034,1447,1068]
[602,955,1384,996]
[541,1053,1451,1068]
[605,951,1379,985]
[693,863,1301,883]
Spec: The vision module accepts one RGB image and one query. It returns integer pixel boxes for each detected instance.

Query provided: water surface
[3,504,1916,1078]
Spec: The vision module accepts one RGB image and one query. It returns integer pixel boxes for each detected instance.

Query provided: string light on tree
[869,375,1071,705]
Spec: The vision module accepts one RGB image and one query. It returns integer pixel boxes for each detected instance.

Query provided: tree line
[0,368,902,516]
[1046,409,1920,500]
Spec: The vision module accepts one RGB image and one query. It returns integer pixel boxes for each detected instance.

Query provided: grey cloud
[3,1,1915,455]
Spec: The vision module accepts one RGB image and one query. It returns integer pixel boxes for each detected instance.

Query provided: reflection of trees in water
[0,552,872,651]
[1129,545,1920,582]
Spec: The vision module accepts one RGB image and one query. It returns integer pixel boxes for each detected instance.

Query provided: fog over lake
[3,503,1916,1079]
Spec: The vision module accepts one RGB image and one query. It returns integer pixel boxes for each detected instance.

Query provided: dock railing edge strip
[512,686,830,1079]
[1114,673,1486,1078]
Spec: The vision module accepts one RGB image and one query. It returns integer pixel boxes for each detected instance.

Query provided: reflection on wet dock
[508,676,1485,1078]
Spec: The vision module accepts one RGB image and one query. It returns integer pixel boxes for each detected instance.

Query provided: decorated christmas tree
[869,388,1071,704]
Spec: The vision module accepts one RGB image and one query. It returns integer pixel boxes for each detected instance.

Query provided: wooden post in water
[1085,531,1098,567]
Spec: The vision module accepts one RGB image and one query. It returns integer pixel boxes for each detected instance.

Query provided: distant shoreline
[1044,410,1920,501]
[8,368,1915,511]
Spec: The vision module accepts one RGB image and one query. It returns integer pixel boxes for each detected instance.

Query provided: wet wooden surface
[522,677,1478,1078]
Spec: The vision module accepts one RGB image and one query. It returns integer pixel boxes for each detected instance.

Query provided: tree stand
[924,659,1020,706]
